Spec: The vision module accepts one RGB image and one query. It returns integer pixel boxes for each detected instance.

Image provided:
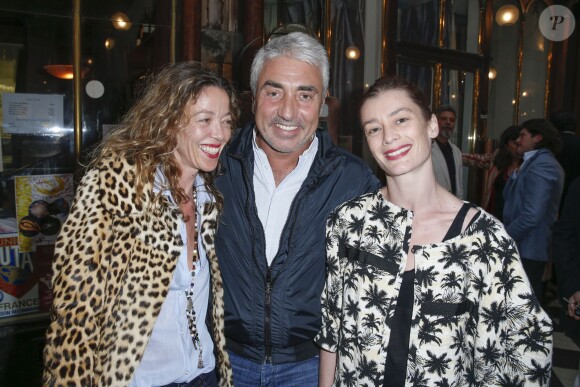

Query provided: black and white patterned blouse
[315,191,553,386]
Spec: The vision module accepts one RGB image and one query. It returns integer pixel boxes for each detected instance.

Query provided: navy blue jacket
[215,123,381,364]
[503,148,564,261]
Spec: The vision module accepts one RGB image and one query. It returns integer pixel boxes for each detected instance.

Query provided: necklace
[190,187,199,264]
[184,187,203,368]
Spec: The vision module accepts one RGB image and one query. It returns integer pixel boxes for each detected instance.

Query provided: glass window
[201,0,242,81]
[488,1,520,140]
[447,0,481,53]
[264,0,323,37]
[0,2,76,323]
[440,68,475,151]
[518,0,549,122]
[398,0,440,47]
[0,0,176,324]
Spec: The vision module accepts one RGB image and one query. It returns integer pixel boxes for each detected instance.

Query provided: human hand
[462,153,493,169]
[567,291,580,320]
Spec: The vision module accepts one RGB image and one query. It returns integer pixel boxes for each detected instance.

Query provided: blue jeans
[229,351,319,387]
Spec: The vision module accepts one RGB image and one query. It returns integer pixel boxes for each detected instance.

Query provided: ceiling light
[345,45,361,60]
[111,12,132,31]
[495,5,520,26]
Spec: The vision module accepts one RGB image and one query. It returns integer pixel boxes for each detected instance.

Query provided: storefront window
[519,0,549,121]
[487,0,551,140]
[0,3,75,324]
[488,0,520,139]
[0,0,173,325]
[448,0,481,53]
[398,0,441,47]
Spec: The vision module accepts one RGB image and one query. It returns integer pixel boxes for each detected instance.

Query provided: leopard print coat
[43,156,232,386]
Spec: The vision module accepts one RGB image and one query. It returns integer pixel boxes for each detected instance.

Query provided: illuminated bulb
[44,65,89,80]
[105,38,115,50]
[512,99,516,104]
[538,40,544,52]
[495,5,520,26]
[345,45,361,60]
[488,68,497,80]
[522,91,528,97]
[111,12,132,30]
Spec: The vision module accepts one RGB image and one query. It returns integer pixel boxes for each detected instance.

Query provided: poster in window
[0,174,73,320]
[0,235,54,319]
[1,93,65,135]
[15,174,73,253]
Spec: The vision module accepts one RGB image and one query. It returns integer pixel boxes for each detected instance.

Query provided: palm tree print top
[315,192,553,386]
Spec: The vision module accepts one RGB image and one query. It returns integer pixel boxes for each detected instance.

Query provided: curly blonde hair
[90,61,239,212]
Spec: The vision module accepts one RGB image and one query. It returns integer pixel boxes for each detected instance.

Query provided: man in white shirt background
[431,104,464,199]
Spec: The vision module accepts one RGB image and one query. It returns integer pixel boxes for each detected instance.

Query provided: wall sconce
[495,5,520,26]
[105,38,115,50]
[111,12,132,31]
[488,68,497,80]
[345,45,361,60]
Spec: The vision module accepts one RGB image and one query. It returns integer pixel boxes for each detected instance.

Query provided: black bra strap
[443,203,472,241]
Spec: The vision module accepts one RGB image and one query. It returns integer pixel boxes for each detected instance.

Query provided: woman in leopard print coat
[43,62,238,387]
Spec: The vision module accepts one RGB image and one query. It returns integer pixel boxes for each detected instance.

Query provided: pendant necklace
[184,188,204,368]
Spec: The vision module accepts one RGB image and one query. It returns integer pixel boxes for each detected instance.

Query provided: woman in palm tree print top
[315,76,553,387]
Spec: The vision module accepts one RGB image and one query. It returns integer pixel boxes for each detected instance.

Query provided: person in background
[503,119,564,300]
[317,76,553,386]
[431,104,463,198]
[43,62,237,387]
[482,125,522,221]
[553,176,580,327]
[215,32,380,386]
[552,176,580,387]
[550,111,580,207]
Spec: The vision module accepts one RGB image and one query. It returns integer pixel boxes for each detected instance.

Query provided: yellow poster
[14,174,73,253]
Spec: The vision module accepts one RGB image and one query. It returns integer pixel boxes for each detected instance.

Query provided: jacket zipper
[262,170,329,363]
[238,154,273,362]
[236,144,341,363]
[265,268,272,362]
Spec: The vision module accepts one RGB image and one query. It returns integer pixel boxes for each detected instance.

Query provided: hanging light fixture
[111,12,132,31]
[495,5,520,26]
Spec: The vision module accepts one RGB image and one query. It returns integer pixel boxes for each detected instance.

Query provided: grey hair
[250,32,329,98]
[434,104,456,117]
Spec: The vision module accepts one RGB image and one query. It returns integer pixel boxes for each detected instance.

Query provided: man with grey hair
[432,104,464,198]
[215,32,380,385]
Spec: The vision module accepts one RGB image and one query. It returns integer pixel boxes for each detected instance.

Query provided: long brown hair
[90,61,239,212]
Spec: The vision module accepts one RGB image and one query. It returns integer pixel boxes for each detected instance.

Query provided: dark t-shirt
[383,203,477,386]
